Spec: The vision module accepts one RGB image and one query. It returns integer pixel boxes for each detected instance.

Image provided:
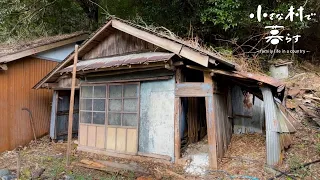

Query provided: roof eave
[33,21,113,89]
[33,18,237,89]
[0,34,88,64]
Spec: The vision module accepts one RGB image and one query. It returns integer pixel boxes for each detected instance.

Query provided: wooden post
[66,45,79,166]
[204,72,218,169]
[174,68,182,162]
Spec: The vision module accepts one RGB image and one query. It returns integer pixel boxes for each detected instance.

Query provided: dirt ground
[0,123,319,180]
[0,137,187,180]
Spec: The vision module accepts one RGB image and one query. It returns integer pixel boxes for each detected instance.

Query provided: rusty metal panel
[0,57,57,152]
[236,71,285,91]
[60,52,174,73]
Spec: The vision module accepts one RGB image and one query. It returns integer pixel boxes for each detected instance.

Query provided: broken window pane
[94,86,106,98]
[80,111,92,123]
[108,99,122,112]
[81,86,93,98]
[80,99,92,111]
[93,99,105,111]
[124,84,138,97]
[93,112,105,124]
[122,113,137,126]
[123,99,137,112]
[109,85,122,98]
[108,113,121,125]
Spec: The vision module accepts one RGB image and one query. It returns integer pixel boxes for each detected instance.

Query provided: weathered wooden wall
[0,57,57,152]
[83,29,157,60]
[213,81,233,159]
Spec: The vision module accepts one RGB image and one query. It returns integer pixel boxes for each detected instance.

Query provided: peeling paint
[139,78,175,160]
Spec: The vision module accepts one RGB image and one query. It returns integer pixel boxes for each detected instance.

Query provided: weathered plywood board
[126,129,137,153]
[116,128,126,152]
[106,127,116,150]
[96,126,105,149]
[87,126,96,147]
[79,124,88,146]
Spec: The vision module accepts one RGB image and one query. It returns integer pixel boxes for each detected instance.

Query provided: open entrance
[50,90,80,141]
[181,67,208,149]
[181,97,208,167]
[177,67,211,172]
[181,97,207,148]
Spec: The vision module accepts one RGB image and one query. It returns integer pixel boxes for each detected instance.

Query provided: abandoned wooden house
[34,18,297,169]
[0,32,87,152]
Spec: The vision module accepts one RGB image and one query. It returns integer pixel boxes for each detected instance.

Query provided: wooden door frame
[174,71,218,169]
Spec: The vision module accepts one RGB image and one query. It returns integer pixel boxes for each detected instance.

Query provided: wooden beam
[112,20,209,67]
[64,62,167,75]
[0,34,87,63]
[174,68,182,163]
[86,67,164,77]
[82,76,173,85]
[42,83,59,89]
[77,146,172,165]
[175,83,213,97]
[42,83,80,90]
[137,152,172,161]
[173,61,184,66]
[186,65,245,79]
[66,44,79,166]
[204,72,218,169]
[0,64,8,70]
[179,46,209,67]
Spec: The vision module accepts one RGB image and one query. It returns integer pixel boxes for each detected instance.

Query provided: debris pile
[220,134,267,179]
[285,72,320,128]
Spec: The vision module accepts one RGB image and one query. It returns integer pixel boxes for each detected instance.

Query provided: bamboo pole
[66,45,79,166]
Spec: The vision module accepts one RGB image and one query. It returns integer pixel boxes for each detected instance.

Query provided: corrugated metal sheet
[0,57,57,152]
[60,52,174,73]
[231,85,264,134]
[237,72,284,91]
[261,87,281,166]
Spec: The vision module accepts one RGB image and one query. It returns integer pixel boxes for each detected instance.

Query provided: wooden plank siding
[0,57,57,152]
[212,81,233,160]
[83,29,158,60]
